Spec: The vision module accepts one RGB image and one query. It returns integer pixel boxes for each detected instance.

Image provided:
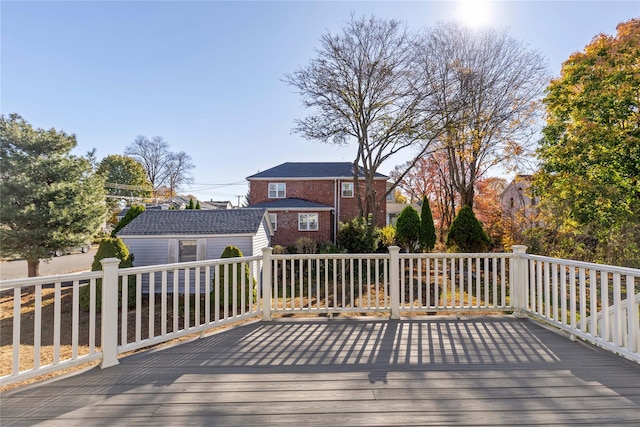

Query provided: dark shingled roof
[246,162,388,179]
[249,198,332,209]
[116,208,267,236]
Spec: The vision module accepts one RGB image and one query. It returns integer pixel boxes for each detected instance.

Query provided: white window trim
[269,213,277,231]
[298,213,319,231]
[268,183,286,198]
[341,182,354,198]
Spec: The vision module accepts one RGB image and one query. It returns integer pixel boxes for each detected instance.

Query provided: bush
[318,241,343,254]
[214,245,256,309]
[79,237,135,311]
[111,204,145,236]
[446,205,491,253]
[396,206,421,252]
[377,225,397,250]
[336,216,379,253]
[272,245,286,254]
[295,237,317,254]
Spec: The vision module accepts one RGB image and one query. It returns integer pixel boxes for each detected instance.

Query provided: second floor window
[268,183,286,198]
[341,182,353,198]
[298,213,318,231]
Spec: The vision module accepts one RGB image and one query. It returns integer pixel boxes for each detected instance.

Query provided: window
[269,213,277,231]
[179,240,197,262]
[341,182,353,198]
[298,213,318,231]
[268,183,286,198]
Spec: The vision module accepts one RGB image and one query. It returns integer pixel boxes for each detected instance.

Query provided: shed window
[179,240,197,262]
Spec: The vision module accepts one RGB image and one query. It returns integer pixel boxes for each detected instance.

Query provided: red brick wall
[249,178,387,245]
[337,180,387,228]
[250,180,336,206]
[269,210,332,247]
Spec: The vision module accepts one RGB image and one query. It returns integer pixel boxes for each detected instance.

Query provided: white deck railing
[1,245,638,386]
[517,252,639,362]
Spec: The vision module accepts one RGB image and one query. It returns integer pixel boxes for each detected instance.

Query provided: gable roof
[246,162,388,180]
[117,208,268,236]
[249,198,333,210]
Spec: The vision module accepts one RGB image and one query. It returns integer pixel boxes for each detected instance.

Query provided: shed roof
[116,208,268,236]
[246,162,388,180]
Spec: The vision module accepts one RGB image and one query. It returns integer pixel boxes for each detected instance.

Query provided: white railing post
[100,258,120,368]
[511,245,528,318]
[389,246,400,320]
[262,247,273,321]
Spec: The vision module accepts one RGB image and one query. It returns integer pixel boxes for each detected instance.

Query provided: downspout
[334,179,339,244]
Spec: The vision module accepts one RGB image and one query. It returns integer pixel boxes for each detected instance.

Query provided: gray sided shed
[116,208,272,266]
[116,209,272,294]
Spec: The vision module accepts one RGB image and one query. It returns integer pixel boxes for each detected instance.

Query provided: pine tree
[446,205,491,252]
[0,114,107,276]
[396,206,421,252]
[419,196,437,252]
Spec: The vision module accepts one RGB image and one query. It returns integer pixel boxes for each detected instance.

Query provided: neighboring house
[500,175,541,243]
[500,175,539,219]
[200,200,233,210]
[247,162,388,246]
[116,208,272,267]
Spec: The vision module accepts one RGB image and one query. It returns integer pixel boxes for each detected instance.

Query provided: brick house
[247,162,388,247]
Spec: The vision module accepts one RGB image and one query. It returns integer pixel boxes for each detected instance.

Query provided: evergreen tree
[112,205,145,236]
[396,206,421,252]
[0,114,107,276]
[79,237,135,311]
[419,196,437,252]
[187,198,195,209]
[195,200,201,209]
[446,205,491,253]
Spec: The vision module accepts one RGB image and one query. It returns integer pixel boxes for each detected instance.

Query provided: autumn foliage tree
[390,153,458,244]
[418,22,549,208]
[534,18,640,267]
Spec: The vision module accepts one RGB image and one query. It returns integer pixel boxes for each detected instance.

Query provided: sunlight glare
[457,0,492,28]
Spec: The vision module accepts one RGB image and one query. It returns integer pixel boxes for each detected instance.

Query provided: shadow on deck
[2,316,639,426]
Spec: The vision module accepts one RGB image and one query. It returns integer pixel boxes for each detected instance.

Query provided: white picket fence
[1,245,638,386]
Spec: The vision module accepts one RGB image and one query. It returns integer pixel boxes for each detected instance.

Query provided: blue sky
[2,1,638,204]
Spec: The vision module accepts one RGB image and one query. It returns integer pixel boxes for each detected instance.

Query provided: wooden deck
[2,316,639,426]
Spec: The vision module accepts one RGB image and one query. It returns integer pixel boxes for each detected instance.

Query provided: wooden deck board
[2,316,639,426]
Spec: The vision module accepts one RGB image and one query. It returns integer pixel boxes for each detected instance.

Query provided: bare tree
[420,23,549,208]
[165,151,194,196]
[124,135,171,192]
[285,15,448,227]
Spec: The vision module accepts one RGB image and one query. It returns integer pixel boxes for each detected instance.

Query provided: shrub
[419,196,437,252]
[79,237,135,311]
[336,216,379,253]
[111,204,145,236]
[318,241,342,254]
[272,245,286,254]
[378,225,397,250]
[396,206,421,252]
[295,237,317,254]
[214,245,255,309]
[446,205,491,253]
